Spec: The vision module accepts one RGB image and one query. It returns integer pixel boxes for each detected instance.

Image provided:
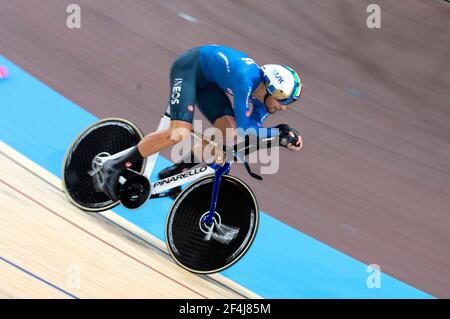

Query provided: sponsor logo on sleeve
[171,78,183,104]
[218,52,231,73]
[261,113,270,122]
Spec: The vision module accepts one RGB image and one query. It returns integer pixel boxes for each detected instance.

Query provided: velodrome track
[0,141,257,298]
[0,0,449,298]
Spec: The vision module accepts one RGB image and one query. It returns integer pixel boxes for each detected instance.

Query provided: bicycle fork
[201,163,240,244]
[203,162,230,226]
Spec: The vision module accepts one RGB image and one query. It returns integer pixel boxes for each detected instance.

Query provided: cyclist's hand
[275,124,303,151]
[287,131,303,151]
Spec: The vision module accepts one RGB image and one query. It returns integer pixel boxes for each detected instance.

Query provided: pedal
[118,170,151,209]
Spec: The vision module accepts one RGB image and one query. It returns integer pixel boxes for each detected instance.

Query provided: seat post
[142,106,172,178]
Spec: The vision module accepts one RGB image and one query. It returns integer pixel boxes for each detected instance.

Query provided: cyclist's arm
[249,99,269,123]
[233,85,276,138]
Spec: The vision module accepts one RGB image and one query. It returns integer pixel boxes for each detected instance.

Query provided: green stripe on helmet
[285,66,301,86]
[292,71,300,84]
[294,85,301,98]
[285,66,301,99]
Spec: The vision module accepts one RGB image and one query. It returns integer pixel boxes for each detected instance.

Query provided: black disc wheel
[166,174,259,274]
[62,118,146,212]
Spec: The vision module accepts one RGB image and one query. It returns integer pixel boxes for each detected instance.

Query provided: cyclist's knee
[169,121,192,144]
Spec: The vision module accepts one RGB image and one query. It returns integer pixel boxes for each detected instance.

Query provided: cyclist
[100,45,303,200]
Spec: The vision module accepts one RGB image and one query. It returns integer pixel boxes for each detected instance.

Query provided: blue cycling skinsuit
[169,45,275,138]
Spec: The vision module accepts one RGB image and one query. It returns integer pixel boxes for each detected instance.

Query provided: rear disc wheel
[62,118,146,212]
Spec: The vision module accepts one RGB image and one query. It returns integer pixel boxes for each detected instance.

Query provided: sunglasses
[275,96,297,105]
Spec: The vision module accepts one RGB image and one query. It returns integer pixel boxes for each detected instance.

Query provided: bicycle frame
[143,107,235,226]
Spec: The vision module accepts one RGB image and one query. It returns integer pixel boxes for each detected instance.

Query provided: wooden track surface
[0,141,259,299]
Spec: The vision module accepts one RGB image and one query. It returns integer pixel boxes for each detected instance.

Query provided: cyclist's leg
[196,84,236,157]
[102,48,200,197]
[154,48,210,179]
[139,48,201,156]
[157,82,232,179]
[137,120,191,157]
